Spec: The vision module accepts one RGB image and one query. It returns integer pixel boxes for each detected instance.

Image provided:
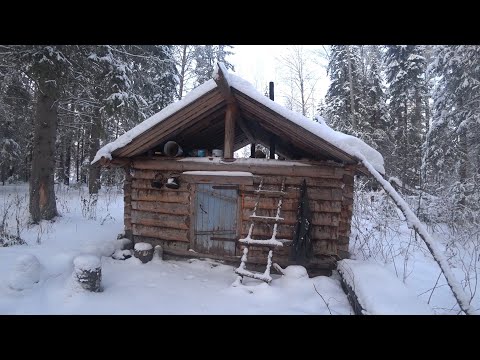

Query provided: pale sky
[229,45,330,116]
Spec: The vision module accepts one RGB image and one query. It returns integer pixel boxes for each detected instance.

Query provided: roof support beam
[224,103,236,159]
[214,63,252,158]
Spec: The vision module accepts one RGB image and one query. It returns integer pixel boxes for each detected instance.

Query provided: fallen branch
[357,154,477,315]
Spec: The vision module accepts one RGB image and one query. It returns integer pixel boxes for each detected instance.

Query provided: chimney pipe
[269,81,275,159]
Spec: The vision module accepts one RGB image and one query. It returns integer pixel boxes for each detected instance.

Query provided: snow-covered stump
[134,242,154,263]
[8,254,43,291]
[73,255,102,292]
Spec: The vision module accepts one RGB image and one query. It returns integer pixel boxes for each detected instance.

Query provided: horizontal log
[242,187,343,201]
[312,240,337,255]
[161,248,336,271]
[131,210,189,230]
[180,174,253,185]
[131,178,190,192]
[132,158,345,179]
[131,201,190,215]
[241,198,342,213]
[343,185,354,198]
[241,209,340,227]
[131,189,190,203]
[132,169,165,180]
[255,175,344,188]
[132,236,190,252]
[338,236,350,245]
[240,223,293,240]
[240,223,338,241]
[132,224,189,242]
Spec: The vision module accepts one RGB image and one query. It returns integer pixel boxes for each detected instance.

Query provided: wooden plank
[132,224,189,242]
[131,158,344,179]
[131,189,189,203]
[224,103,236,159]
[115,90,224,157]
[127,98,226,157]
[233,90,356,163]
[236,116,254,142]
[131,201,189,215]
[131,210,189,230]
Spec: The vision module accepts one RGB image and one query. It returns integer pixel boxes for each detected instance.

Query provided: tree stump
[134,242,154,263]
[73,255,102,292]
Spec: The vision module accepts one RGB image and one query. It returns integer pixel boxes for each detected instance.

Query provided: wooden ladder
[233,177,288,285]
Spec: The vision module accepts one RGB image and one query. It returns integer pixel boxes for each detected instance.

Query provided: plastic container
[197,149,206,157]
[212,149,223,157]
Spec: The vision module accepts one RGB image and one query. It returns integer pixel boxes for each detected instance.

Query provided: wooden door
[194,184,238,256]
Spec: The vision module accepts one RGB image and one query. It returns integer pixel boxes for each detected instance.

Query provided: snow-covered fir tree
[383,45,428,189]
[424,45,480,209]
[324,45,369,136]
[194,45,234,86]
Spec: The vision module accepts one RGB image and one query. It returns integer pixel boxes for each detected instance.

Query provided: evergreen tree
[324,45,369,136]
[384,45,428,189]
[194,45,234,85]
[424,45,480,203]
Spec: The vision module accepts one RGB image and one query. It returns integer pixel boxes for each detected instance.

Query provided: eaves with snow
[92,63,385,175]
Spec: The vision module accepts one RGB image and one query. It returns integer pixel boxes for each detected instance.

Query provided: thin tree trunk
[346,46,356,130]
[178,45,187,100]
[64,132,71,185]
[29,90,58,223]
[88,111,101,194]
[75,133,80,183]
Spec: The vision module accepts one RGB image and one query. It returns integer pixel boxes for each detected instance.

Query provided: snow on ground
[2,182,477,314]
[338,259,433,315]
[350,190,480,315]
[0,183,351,315]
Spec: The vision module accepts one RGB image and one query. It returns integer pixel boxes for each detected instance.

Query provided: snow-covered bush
[8,254,43,290]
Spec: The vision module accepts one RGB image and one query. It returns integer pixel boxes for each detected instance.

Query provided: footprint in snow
[184,275,195,280]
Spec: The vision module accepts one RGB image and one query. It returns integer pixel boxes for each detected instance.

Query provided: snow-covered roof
[93,63,385,174]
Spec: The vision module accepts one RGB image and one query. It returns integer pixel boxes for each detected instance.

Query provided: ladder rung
[234,268,272,283]
[249,215,284,223]
[255,190,286,197]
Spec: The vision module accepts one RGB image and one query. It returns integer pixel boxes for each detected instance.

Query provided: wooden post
[224,103,235,159]
[270,136,276,159]
[250,143,256,158]
[269,81,274,101]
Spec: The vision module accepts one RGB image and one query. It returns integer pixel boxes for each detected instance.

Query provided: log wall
[123,158,356,275]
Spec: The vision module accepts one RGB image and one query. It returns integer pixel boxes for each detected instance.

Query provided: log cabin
[92,63,385,276]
